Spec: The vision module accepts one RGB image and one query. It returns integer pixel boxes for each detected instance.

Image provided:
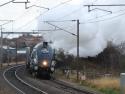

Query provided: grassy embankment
[84,77,120,94]
[56,71,120,94]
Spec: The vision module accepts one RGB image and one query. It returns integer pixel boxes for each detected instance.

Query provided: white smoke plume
[38,0,125,57]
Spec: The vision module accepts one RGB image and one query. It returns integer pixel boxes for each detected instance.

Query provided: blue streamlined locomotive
[26,42,56,78]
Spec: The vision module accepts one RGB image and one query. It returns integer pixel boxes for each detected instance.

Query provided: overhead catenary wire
[12,0,49,10]
[0,20,13,26]
[40,0,87,32]
[84,4,125,7]
[12,0,48,26]
[8,0,80,33]
[49,0,73,10]
[80,11,125,24]
[0,19,13,22]
[43,6,125,30]
[46,22,77,36]
[25,5,49,10]
[39,6,84,24]
[86,8,125,22]
[0,0,39,27]
[84,4,125,16]
[28,0,96,36]
[45,0,98,22]
[13,1,48,32]
[44,19,76,22]
[14,11,48,32]
[4,0,125,35]
[1,1,125,26]
[39,1,85,32]
[54,0,93,21]
[80,1,125,23]
[83,2,125,23]
[55,6,84,21]
[14,0,73,32]
[0,0,55,29]
[13,0,40,22]
[92,0,98,3]
[0,0,14,7]
[41,19,77,33]
[42,2,125,25]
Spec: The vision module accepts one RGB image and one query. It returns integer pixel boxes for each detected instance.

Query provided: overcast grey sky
[1,0,125,57]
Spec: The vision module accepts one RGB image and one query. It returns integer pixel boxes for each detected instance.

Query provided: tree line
[55,41,125,76]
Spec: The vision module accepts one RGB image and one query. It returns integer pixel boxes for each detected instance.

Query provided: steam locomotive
[26,42,56,78]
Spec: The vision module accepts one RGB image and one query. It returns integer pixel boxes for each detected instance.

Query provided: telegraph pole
[76,19,80,80]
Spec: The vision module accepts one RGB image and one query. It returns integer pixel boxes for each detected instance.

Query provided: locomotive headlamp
[42,60,48,66]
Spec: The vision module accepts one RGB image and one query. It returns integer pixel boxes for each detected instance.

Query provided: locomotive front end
[27,42,56,78]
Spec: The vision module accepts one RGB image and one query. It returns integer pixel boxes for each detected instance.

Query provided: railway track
[3,64,99,94]
[17,65,98,94]
[3,65,47,94]
[52,80,96,94]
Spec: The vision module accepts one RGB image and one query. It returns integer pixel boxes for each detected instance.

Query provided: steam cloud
[38,0,125,57]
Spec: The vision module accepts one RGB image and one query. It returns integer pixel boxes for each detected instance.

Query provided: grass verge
[81,77,120,94]
[55,71,120,94]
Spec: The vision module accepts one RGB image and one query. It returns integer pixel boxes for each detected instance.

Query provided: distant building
[9,34,43,48]
[0,35,43,62]
[0,46,16,63]
[0,47,7,63]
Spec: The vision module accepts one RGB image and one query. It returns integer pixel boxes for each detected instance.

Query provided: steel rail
[3,65,48,94]
[15,66,48,94]
[3,65,26,94]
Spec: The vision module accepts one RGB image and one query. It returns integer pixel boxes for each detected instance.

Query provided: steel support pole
[7,39,9,66]
[16,40,17,65]
[76,20,79,80]
[0,26,3,68]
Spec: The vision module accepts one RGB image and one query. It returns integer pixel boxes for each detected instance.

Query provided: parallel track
[52,80,96,94]
[3,65,48,94]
